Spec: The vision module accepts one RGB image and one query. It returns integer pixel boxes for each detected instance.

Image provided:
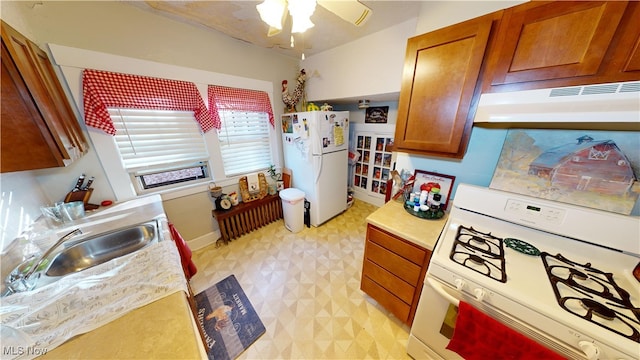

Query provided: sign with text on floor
[195,274,265,360]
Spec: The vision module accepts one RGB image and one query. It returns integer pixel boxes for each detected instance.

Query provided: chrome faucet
[3,228,83,296]
[22,228,83,279]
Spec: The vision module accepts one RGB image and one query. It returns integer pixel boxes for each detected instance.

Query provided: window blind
[108,108,209,173]
[218,110,272,176]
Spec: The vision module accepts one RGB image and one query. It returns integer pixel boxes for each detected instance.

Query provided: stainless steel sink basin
[45,221,160,277]
[2,220,164,296]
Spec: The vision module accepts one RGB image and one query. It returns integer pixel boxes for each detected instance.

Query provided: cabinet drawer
[365,241,422,286]
[367,225,427,265]
[361,276,410,323]
[362,259,415,304]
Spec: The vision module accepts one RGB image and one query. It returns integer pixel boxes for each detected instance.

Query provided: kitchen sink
[46,221,160,277]
[3,220,164,296]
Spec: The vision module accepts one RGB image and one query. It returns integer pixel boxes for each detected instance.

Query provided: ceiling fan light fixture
[289,0,316,33]
[291,16,314,33]
[256,0,287,30]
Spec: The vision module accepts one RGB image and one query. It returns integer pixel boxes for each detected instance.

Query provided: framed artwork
[412,170,456,210]
[490,129,639,215]
[365,106,389,123]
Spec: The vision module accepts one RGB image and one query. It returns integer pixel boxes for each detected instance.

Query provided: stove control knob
[454,278,465,290]
[473,288,485,302]
[578,341,600,360]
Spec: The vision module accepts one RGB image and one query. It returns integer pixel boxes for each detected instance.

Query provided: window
[108,108,210,191]
[217,110,273,176]
[208,85,276,177]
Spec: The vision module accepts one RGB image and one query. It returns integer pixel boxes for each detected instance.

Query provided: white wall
[415,1,526,34]
[301,18,417,103]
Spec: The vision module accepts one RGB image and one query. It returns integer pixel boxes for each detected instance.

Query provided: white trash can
[279,188,305,233]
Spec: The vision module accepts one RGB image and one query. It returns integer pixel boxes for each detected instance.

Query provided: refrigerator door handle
[312,119,323,156]
[314,155,323,184]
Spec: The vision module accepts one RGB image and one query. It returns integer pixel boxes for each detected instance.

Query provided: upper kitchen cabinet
[484,1,640,92]
[394,12,501,159]
[611,2,640,75]
[1,21,87,173]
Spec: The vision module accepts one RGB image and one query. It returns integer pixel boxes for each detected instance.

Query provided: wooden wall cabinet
[360,224,432,326]
[1,21,87,173]
[394,12,500,159]
[395,2,640,160]
[484,1,640,92]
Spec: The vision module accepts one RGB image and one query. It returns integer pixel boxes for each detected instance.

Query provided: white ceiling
[125,1,423,59]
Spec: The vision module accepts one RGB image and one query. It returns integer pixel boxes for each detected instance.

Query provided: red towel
[446,301,565,360]
[169,223,198,279]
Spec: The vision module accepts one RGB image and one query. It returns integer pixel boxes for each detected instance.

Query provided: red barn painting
[528,135,635,195]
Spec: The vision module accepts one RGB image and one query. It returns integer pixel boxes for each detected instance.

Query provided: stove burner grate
[580,298,616,320]
[450,226,507,283]
[542,252,640,343]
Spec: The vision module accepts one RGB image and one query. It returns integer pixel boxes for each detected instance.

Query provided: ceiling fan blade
[317,0,372,26]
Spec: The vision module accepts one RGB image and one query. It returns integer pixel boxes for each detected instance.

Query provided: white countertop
[365,200,448,251]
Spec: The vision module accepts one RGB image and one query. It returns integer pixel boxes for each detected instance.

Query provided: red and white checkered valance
[208,85,274,128]
[82,69,216,135]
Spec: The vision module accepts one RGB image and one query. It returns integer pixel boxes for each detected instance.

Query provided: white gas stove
[408,184,640,360]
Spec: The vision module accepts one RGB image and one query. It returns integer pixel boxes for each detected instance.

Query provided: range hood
[474,81,640,126]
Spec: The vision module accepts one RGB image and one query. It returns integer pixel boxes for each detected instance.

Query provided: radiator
[212,194,283,243]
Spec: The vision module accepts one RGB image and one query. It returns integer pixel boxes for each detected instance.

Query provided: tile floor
[189,200,413,359]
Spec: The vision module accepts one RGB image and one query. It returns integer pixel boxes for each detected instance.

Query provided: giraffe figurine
[282,69,306,113]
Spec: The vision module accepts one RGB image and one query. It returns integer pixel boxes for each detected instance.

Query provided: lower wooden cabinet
[360,224,432,326]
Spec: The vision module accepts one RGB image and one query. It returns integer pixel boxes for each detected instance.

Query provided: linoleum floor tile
[190,200,412,359]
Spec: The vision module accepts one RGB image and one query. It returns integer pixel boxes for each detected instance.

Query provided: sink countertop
[365,200,448,251]
[40,292,207,359]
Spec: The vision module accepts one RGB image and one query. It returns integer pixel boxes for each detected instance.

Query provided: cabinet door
[490,1,627,85]
[1,21,87,172]
[612,2,640,75]
[1,42,65,171]
[394,13,496,159]
[28,41,88,155]
[623,36,640,73]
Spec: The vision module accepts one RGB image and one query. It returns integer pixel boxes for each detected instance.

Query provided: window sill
[151,177,249,201]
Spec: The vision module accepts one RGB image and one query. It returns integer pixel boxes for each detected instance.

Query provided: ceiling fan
[256,0,372,37]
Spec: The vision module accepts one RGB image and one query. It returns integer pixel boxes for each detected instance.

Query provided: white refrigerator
[282,111,349,227]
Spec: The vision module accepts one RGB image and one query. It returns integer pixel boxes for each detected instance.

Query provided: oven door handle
[427,277,460,306]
